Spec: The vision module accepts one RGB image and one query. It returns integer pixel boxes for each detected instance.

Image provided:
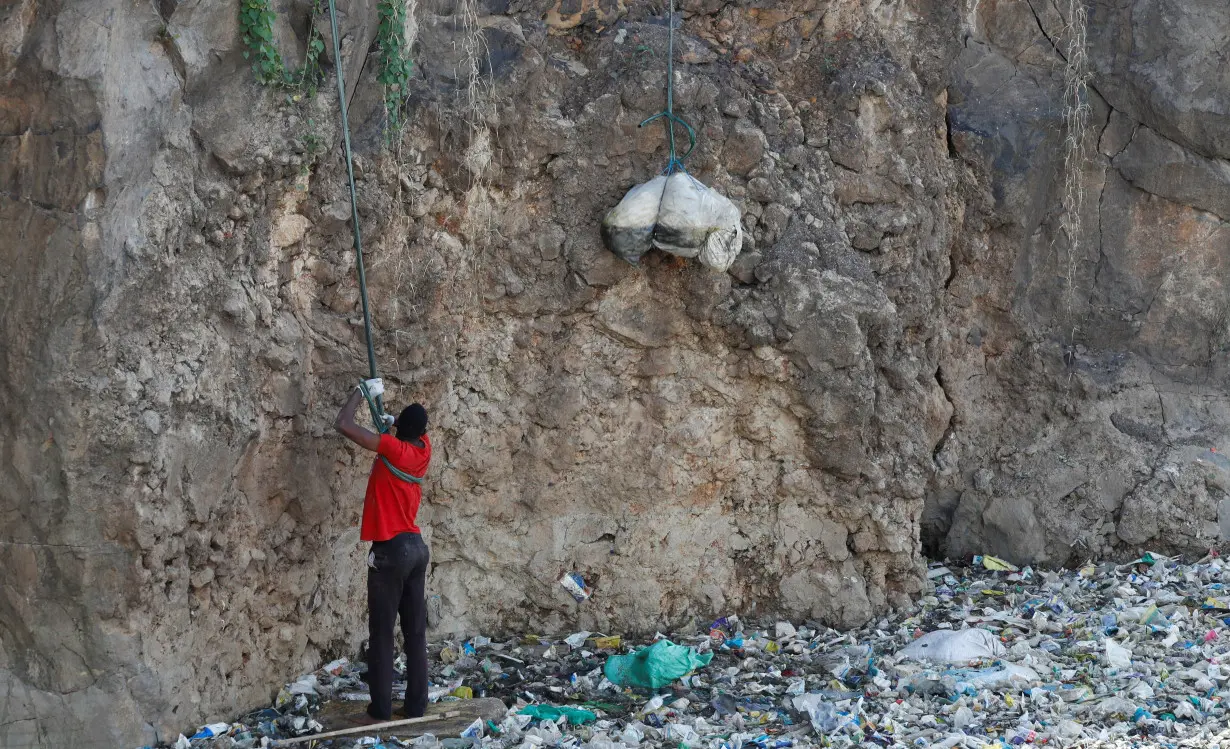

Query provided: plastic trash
[288,674,319,695]
[956,662,1041,690]
[518,705,597,725]
[162,553,1230,749]
[791,694,841,733]
[816,644,874,681]
[189,723,230,740]
[952,705,974,729]
[603,639,714,688]
[601,176,666,264]
[620,721,646,744]
[559,572,591,602]
[1104,638,1132,668]
[973,554,1019,572]
[654,173,743,271]
[897,628,1005,663]
[564,631,591,648]
[1094,695,1139,717]
[664,722,701,746]
[601,173,743,271]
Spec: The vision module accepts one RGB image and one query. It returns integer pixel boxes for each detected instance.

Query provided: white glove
[360,378,384,398]
[381,413,395,427]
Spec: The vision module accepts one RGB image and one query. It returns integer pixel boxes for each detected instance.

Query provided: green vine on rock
[375,0,414,131]
[240,0,327,98]
[240,0,284,84]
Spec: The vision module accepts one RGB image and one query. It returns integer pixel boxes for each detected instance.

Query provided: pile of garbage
[163,551,1230,749]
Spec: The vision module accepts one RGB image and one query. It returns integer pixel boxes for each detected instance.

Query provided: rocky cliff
[2,0,1228,745]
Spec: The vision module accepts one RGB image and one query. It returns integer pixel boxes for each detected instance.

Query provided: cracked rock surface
[1,0,1228,746]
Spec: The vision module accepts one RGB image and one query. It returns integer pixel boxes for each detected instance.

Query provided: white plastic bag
[791,694,841,733]
[952,705,974,729]
[897,628,1005,663]
[655,173,743,271]
[959,663,1041,689]
[1104,638,1132,669]
[601,176,668,264]
[601,173,743,271]
[664,723,700,746]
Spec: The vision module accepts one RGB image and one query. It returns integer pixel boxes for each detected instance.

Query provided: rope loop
[638,0,694,174]
[638,110,696,172]
[358,381,424,484]
[358,381,391,435]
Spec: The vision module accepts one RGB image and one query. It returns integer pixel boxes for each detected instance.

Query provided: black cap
[396,403,428,439]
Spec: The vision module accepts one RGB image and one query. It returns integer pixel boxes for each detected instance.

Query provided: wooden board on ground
[315,697,507,739]
[275,712,461,746]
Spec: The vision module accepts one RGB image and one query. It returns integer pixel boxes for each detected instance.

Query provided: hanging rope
[326,0,422,485]
[326,0,379,400]
[638,0,696,174]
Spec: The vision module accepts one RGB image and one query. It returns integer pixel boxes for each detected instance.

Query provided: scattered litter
[1104,637,1133,668]
[973,554,1019,572]
[603,639,714,689]
[460,718,484,739]
[518,705,597,725]
[188,723,230,740]
[559,572,591,603]
[162,553,1230,749]
[564,631,591,648]
[897,627,1005,663]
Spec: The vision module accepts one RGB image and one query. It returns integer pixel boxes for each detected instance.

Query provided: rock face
[2,0,1228,745]
[929,0,1230,568]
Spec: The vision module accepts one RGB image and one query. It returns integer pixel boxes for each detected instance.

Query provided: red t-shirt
[360,433,431,542]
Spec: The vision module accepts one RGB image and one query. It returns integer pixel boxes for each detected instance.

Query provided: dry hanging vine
[1058,0,1092,355]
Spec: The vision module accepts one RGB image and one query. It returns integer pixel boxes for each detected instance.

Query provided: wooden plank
[315,698,506,731]
[272,710,462,746]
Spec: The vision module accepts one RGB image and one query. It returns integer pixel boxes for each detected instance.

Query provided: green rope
[357,381,391,434]
[638,0,695,174]
[358,382,424,485]
[327,1,422,487]
[327,0,381,408]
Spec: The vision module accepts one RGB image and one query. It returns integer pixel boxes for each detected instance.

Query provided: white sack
[897,628,1006,663]
[654,173,743,271]
[600,173,743,272]
[600,176,668,264]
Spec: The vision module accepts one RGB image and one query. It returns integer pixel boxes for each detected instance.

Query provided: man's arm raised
[335,382,382,452]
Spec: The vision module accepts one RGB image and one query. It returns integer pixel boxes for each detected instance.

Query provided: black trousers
[366,531,430,720]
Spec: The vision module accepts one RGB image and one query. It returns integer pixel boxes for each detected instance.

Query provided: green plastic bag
[518,705,597,725]
[603,639,714,689]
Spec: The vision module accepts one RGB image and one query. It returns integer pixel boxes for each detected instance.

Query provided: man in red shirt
[335,378,432,722]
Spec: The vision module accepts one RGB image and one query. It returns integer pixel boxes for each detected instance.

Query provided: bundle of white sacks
[601,173,743,272]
